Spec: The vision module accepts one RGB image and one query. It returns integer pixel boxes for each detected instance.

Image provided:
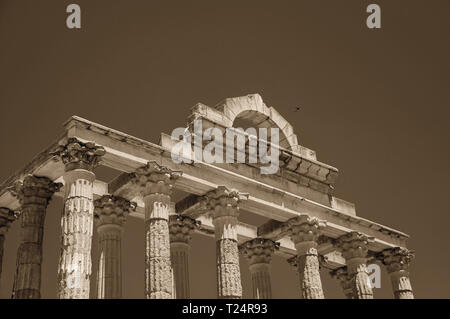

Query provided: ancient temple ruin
[0,94,414,299]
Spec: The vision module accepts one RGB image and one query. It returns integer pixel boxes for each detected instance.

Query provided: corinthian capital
[240,238,280,265]
[286,215,326,244]
[336,232,374,260]
[204,186,249,219]
[94,195,136,227]
[50,137,106,171]
[378,247,415,273]
[130,161,182,197]
[169,215,200,244]
[0,208,17,235]
[9,175,62,207]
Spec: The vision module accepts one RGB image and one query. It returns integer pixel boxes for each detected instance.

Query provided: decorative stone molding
[286,215,326,299]
[378,247,415,299]
[50,137,106,171]
[240,238,279,299]
[130,160,182,198]
[205,186,248,241]
[169,215,200,244]
[9,175,62,207]
[336,232,374,299]
[94,195,136,227]
[240,238,279,265]
[330,267,354,299]
[10,175,61,299]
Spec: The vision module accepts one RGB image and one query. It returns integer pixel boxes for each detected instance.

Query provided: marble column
[240,238,279,299]
[10,175,61,299]
[287,215,326,299]
[330,267,354,299]
[206,186,248,299]
[169,214,199,299]
[94,195,135,299]
[379,247,415,299]
[0,208,17,285]
[130,161,181,299]
[51,137,105,299]
[337,232,374,299]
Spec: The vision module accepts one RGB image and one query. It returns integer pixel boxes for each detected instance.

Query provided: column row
[0,138,414,299]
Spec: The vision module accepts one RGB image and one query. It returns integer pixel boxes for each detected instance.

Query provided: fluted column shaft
[215,217,241,299]
[144,193,172,299]
[240,238,278,299]
[96,225,122,298]
[0,208,16,284]
[57,169,95,299]
[94,195,133,299]
[169,215,198,299]
[337,232,374,299]
[52,137,106,299]
[171,242,190,298]
[287,215,326,299]
[249,264,272,298]
[379,247,414,299]
[10,175,60,299]
[131,161,181,299]
[206,186,247,299]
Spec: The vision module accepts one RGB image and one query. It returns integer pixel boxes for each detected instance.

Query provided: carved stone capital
[336,232,374,260]
[9,175,62,207]
[130,161,182,197]
[50,137,106,171]
[286,215,326,245]
[94,195,136,227]
[205,186,248,219]
[169,215,200,244]
[0,207,17,235]
[378,247,414,274]
[240,238,279,265]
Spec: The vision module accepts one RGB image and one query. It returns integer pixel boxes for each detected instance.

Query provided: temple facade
[0,94,414,299]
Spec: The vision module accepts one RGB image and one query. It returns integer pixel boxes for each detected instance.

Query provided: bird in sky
[294,106,301,112]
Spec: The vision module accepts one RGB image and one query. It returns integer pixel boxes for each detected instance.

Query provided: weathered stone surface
[378,247,415,299]
[336,232,374,299]
[94,195,134,299]
[53,138,105,299]
[57,170,96,299]
[240,238,279,299]
[206,186,247,299]
[216,239,241,299]
[10,175,61,299]
[0,208,16,283]
[50,137,106,172]
[132,162,181,299]
[286,215,326,299]
[169,215,199,299]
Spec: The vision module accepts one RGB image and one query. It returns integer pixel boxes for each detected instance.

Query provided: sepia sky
[0,0,449,298]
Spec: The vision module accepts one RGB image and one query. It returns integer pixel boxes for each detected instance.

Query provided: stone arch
[212,94,299,151]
